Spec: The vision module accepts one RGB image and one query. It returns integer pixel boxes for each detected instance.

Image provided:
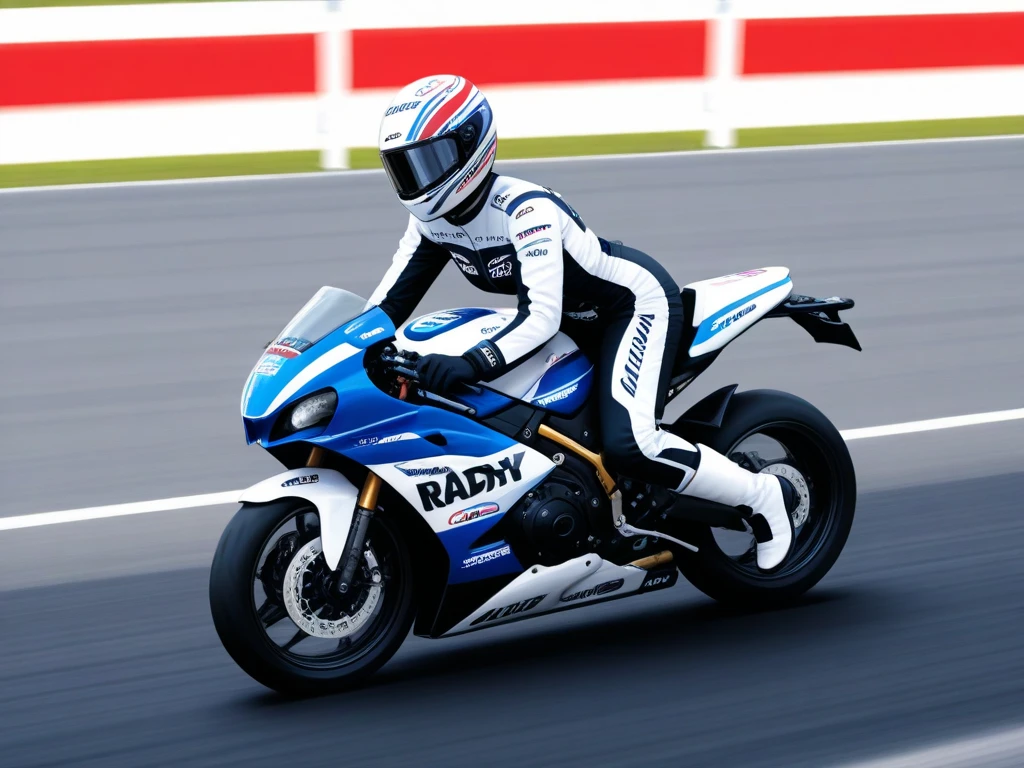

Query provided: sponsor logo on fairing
[385,100,421,116]
[523,248,548,258]
[536,384,578,406]
[281,474,319,487]
[384,132,401,142]
[487,254,509,268]
[516,224,551,241]
[265,344,300,359]
[481,325,502,335]
[514,206,534,219]
[640,568,678,591]
[470,594,546,626]
[417,452,524,511]
[255,356,285,377]
[490,262,512,279]
[493,192,510,207]
[431,230,466,240]
[560,578,624,603]
[461,543,512,569]
[357,432,418,446]
[449,502,500,526]
[710,303,756,334]
[359,327,384,341]
[619,313,655,397]
[410,312,461,331]
[397,463,452,478]
[710,269,766,286]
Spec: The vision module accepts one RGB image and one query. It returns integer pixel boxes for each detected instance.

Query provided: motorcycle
[210,266,860,695]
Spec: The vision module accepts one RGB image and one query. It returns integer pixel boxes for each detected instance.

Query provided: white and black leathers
[368,173,795,570]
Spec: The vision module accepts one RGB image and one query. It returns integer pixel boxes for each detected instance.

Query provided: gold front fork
[306,444,381,512]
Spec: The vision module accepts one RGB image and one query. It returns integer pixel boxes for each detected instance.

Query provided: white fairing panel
[686,267,793,358]
[395,308,580,400]
[368,444,556,533]
[238,467,359,571]
[445,554,649,635]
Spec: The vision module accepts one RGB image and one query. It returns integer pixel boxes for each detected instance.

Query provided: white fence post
[705,0,739,149]
[318,0,348,169]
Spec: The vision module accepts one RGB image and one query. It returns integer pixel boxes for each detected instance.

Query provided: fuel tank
[396,308,593,416]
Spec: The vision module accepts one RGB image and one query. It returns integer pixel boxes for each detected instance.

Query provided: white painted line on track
[840,407,1024,441]
[1,133,1021,196]
[835,724,1024,768]
[0,490,239,532]
[1,406,1022,533]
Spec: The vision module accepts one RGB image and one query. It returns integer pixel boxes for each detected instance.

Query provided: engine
[506,480,593,567]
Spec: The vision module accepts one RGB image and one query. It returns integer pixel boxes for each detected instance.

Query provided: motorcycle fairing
[239,467,359,571]
[396,307,593,417]
[684,267,793,357]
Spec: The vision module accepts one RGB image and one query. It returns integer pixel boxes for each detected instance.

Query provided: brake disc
[282,538,382,639]
[759,463,811,528]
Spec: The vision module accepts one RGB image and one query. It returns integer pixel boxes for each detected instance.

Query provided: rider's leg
[596,247,794,570]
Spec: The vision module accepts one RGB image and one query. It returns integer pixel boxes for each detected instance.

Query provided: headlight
[289,390,338,431]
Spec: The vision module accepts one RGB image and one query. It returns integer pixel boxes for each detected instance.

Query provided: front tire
[674,389,856,608]
[209,499,415,696]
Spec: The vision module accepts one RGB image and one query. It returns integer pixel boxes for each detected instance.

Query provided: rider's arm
[366,215,448,327]
[464,196,563,378]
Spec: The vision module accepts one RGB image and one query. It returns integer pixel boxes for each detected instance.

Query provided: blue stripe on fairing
[531,367,592,403]
[691,277,792,346]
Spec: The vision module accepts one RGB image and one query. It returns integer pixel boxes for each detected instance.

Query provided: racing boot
[679,444,797,571]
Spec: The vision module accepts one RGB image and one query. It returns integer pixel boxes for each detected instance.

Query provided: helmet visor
[381,137,460,199]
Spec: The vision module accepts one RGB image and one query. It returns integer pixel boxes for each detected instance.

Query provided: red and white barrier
[1,0,1022,168]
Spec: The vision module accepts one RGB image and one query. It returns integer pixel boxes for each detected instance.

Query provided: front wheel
[675,389,856,608]
[209,499,415,695]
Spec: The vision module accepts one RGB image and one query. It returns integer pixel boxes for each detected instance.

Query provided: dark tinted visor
[381,137,460,199]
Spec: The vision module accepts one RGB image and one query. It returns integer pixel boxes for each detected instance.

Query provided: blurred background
[1,1,1023,767]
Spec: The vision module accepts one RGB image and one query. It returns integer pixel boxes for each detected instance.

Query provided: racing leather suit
[368,173,701,491]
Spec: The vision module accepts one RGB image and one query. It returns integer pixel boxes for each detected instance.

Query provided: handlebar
[379,347,480,414]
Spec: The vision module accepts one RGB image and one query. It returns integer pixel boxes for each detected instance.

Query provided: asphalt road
[2,139,1024,767]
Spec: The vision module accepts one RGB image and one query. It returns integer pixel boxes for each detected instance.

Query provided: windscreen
[270,287,368,354]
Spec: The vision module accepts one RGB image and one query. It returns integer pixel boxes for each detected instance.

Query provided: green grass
[2,116,1021,189]
[0,0,247,8]
[0,151,319,188]
[737,115,1024,147]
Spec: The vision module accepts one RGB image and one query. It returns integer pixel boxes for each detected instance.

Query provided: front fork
[305,445,382,593]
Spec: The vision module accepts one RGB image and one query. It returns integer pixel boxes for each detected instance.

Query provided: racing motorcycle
[210,266,860,695]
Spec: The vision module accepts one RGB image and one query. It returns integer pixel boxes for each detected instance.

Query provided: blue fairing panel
[529,349,593,415]
[439,515,523,584]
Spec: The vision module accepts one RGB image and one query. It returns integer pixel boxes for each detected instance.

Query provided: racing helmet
[378,75,497,222]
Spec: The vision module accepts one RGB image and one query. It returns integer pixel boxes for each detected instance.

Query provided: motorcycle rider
[367,75,797,570]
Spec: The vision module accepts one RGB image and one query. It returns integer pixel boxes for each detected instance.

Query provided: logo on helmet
[385,100,421,116]
[415,78,446,97]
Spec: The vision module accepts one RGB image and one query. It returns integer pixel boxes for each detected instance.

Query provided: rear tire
[210,499,415,696]
[674,389,856,608]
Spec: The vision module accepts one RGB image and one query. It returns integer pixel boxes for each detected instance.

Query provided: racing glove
[415,353,479,393]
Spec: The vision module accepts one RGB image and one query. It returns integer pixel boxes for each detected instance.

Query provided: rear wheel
[675,390,856,608]
[209,499,415,695]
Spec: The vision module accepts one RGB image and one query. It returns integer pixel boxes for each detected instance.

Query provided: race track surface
[2,139,1024,767]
